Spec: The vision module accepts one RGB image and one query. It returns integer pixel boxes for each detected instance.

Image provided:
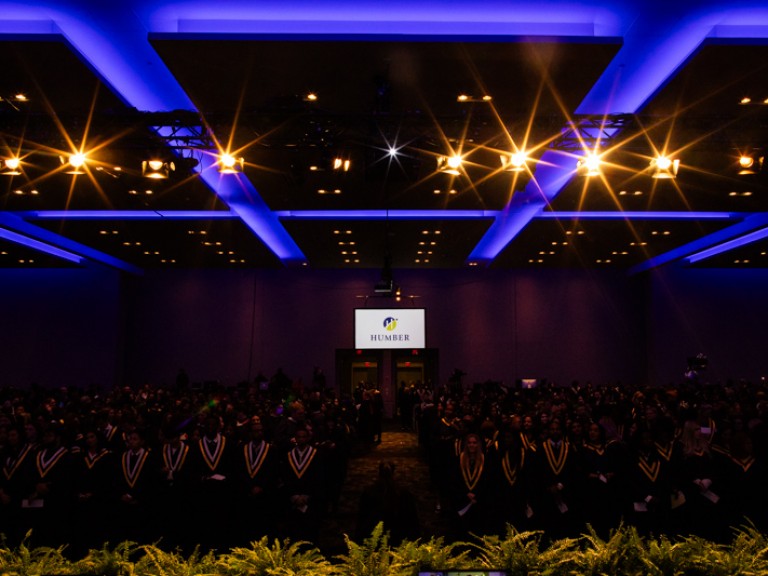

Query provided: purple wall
[0,267,122,389]
[122,267,647,389]
[646,266,768,386]
[3,264,766,391]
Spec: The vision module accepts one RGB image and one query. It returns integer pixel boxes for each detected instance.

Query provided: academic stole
[84,448,110,470]
[288,446,316,479]
[3,443,33,480]
[122,449,150,488]
[460,452,484,491]
[638,454,660,482]
[244,441,270,478]
[162,443,189,473]
[583,442,606,456]
[502,447,525,486]
[36,446,67,479]
[520,432,537,452]
[731,454,755,473]
[655,442,675,462]
[542,440,569,476]
[199,436,226,471]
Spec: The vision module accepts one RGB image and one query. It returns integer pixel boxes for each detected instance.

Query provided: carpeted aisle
[318,421,447,553]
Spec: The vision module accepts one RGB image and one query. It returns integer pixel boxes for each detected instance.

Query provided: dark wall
[122,267,648,389]
[0,267,122,389]
[646,266,768,386]
[3,264,765,391]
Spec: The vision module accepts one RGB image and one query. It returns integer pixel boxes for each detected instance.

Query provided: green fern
[0,531,73,576]
[72,541,142,576]
[389,533,470,572]
[216,536,333,576]
[136,545,219,576]
[467,524,579,576]
[335,522,397,576]
[575,524,646,576]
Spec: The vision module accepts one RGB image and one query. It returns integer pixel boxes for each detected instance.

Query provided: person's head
[84,429,101,451]
[41,423,61,448]
[127,430,145,452]
[587,422,604,444]
[548,418,563,442]
[523,415,534,430]
[6,425,23,448]
[464,433,482,455]
[294,426,311,448]
[204,415,221,438]
[250,420,264,442]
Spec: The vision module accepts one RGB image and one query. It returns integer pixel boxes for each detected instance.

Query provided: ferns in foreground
[3,524,768,575]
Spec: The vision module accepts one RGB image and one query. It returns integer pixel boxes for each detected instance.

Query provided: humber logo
[371,316,409,342]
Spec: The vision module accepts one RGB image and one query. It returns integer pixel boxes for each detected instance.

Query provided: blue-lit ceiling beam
[196,157,305,264]
[0,227,83,265]
[538,211,741,221]
[276,210,499,220]
[468,8,719,266]
[468,150,575,264]
[19,209,738,223]
[629,213,768,274]
[686,226,768,264]
[19,210,238,220]
[50,6,304,265]
[0,213,142,274]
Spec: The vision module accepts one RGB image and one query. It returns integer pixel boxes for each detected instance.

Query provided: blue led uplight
[687,227,768,264]
[0,227,83,264]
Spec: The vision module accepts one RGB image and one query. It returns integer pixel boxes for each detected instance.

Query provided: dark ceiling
[2,2,768,273]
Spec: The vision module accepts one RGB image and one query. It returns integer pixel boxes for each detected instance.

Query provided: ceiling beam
[466,10,717,265]
[50,5,305,265]
[0,213,142,274]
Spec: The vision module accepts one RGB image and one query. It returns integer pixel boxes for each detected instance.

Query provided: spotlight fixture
[1,157,22,176]
[217,153,244,174]
[456,94,492,103]
[332,157,351,172]
[737,153,764,175]
[60,152,87,175]
[142,159,176,179]
[577,152,602,176]
[650,155,679,179]
[0,94,29,111]
[437,155,463,175]
[499,151,527,172]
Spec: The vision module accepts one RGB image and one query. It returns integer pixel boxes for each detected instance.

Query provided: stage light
[60,152,87,175]
[332,157,351,171]
[437,155,462,175]
[738,153,764,175]
[217,153,244,174]
[142,159,175,179]
[577,152,602,176]
[1,157,22,176]
[500,151,527,172]
[650,155,679,179]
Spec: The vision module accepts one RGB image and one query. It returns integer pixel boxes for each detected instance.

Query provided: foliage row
[4,523,768,576]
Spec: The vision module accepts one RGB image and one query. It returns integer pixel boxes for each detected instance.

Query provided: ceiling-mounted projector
[374,278,396,295]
